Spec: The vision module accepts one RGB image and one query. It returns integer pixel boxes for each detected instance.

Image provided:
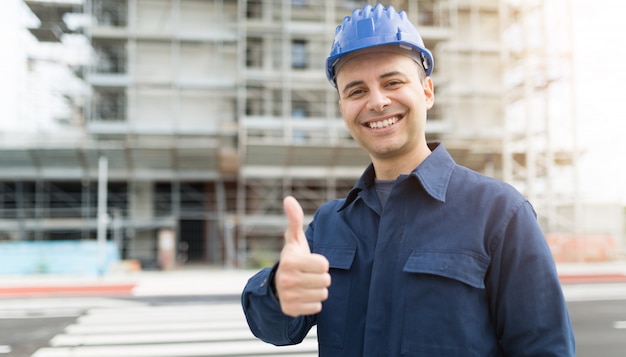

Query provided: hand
[274,196,331,317]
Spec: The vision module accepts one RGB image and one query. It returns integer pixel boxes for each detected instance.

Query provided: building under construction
[1,0,585,269]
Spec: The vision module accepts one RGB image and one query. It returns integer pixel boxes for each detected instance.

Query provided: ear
[423,77,435,110]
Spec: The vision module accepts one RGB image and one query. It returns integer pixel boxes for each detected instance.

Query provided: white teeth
[368,117,398,129]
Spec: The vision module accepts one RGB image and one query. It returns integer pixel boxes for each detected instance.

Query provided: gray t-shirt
[374,179,395,209]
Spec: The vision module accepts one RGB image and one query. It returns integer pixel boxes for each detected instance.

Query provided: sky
[0,0,625,204]
[571,0,626,203]
[0,0,22,128]
[0,0,86,133]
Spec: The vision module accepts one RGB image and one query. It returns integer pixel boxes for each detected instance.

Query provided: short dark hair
[416,62,427,82]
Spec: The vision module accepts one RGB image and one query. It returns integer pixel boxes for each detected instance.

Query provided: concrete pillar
[127,181,155,265]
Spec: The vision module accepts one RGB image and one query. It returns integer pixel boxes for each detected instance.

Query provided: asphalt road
[568,299,626,357]
[1,291,625,356]
[0,316,75,357]
[0,295,239,357]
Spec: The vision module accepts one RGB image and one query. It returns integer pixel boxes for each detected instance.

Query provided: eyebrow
[340,71,406,96]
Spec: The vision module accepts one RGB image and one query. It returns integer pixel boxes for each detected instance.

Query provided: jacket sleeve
[488,200,576,356]
[241,264,317,346]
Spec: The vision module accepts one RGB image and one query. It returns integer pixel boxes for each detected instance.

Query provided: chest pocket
[401,249,493,356]
[314,245,356,348]
[402,249,489,288]
[318,245,356,269]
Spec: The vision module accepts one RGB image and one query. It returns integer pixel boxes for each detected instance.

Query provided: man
[242,3,575,356]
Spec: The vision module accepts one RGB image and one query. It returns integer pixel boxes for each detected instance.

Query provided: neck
[371,144,432,180]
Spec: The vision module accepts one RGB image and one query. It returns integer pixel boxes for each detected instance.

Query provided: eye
[385,80,403,88]
[347,88,366,98]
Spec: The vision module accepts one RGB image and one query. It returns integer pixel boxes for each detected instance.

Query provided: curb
[559,274,626,285]
[2,273,626,298]
[0,283,136,298]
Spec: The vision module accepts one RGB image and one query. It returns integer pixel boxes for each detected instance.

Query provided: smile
[367,116,399,129]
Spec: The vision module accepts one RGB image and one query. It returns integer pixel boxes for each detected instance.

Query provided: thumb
[283,196,310,252]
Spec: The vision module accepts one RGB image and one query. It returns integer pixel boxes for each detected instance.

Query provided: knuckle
[320,288,329,301]
[279,289,297,302]
[312,302,323,313]
[281,304,296,317]
[275,272,295,290]
[324,273,332,287]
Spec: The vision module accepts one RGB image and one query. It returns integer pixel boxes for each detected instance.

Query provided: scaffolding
[4,0,579,268]
[500,0,579,233]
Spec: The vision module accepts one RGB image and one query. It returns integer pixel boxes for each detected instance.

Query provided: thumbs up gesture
[274,196,331,317]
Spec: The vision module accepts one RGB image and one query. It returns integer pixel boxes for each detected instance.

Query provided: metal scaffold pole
[97,155,108,275]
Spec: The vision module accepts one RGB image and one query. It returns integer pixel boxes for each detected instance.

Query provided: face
[336,50,434,163]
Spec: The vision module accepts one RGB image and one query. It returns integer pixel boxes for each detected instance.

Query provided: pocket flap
[402,249,489,289]
[315,245,356,270]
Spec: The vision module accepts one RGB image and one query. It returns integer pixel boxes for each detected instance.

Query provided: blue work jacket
[242,143,575,356]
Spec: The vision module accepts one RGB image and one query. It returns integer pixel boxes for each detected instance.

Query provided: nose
[367,88,391,112]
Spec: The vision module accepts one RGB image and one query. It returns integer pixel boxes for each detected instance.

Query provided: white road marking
[33,339,318,357]
[0,345,11,354]
[0,297,145,319]
[51,329,257,346]
[562,283,626,302]
[65,320,247,334]
[0,308,83,319]
[31,302,319,357]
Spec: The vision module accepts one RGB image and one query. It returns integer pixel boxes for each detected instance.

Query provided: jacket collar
[339,142,455,211]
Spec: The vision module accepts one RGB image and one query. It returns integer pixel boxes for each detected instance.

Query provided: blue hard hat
[326,4,434,87]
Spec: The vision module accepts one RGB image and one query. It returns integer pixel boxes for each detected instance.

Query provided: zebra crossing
[31,301,318,357]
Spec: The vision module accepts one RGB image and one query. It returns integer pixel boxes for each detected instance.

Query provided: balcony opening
[93,89,126,122]
[291,39,308,69]
[93,0,128,27]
